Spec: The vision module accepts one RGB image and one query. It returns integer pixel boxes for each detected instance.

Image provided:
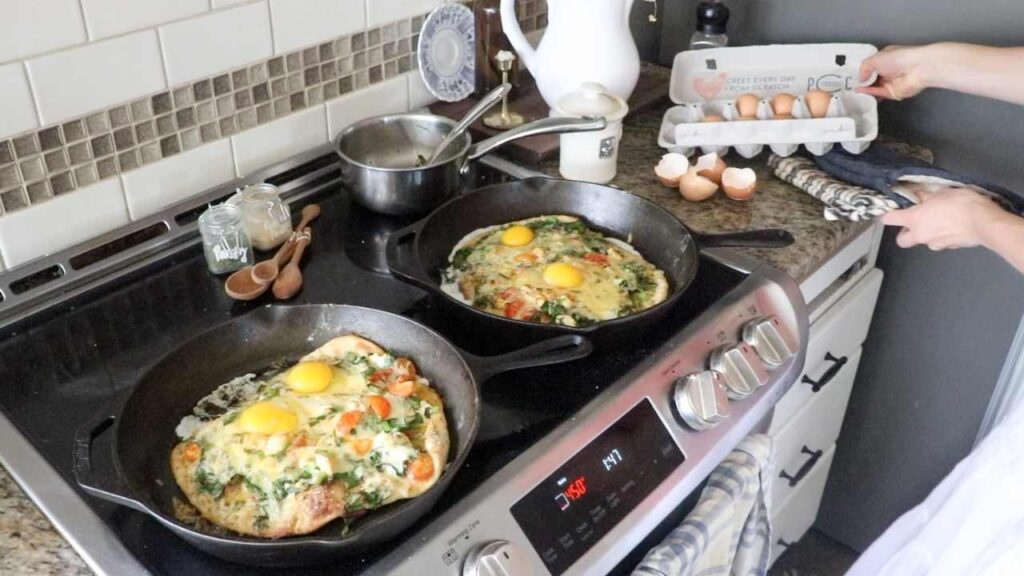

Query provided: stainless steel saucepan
[334,114,607,216]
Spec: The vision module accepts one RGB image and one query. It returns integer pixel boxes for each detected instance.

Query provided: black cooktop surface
[0,182,744,575]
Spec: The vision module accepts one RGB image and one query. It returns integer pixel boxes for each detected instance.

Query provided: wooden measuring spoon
[272,228,312,300]
[252,203,321,284]
[225,239,295,301]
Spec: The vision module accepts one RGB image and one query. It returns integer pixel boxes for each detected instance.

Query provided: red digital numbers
[565,476,587,501]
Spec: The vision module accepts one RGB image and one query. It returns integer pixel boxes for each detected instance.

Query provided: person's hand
[858,45,938,101]
[880,188,1007,250]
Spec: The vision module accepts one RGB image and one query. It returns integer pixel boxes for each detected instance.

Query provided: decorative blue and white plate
[418,3,476,102]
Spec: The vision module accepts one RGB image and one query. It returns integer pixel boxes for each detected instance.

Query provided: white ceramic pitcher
[500,0,640,109]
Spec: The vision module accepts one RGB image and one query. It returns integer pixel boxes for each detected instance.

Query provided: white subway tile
[121,140,235,220]
[365,0,442,28]
[326,75,409,137]
[232,105,328,176]
[0,0,87,63]
[0,178,129,269]
[159,2,272,87]
[0,63,39,140]
[81,0,209,40]
[26,31,167,126]
[407,72,436,111]
[270,0,365,55]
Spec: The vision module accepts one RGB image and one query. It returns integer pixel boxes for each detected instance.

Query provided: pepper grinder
[483,51,525,130]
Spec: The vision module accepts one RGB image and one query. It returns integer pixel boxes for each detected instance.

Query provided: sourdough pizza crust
[170,334,450,538]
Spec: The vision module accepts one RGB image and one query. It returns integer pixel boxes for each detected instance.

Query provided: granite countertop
[537,103,871,283]
[0,95,875,576]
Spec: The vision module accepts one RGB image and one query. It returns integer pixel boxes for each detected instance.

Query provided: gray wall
[659,0,1024,551]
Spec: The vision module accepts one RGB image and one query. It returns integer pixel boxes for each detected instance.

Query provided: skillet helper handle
[464,335,594,381]
[462,116,608,166]
[385,220,435,291]
[697,229,795,249]
[73,412,148,513]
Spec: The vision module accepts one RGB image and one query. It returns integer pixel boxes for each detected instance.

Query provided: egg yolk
[286,361,333,394]
[237,402,299,435]
[500,225,534,247]
[543,263,584,288]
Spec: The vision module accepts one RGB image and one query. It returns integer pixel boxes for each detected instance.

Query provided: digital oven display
[509,398,685,575]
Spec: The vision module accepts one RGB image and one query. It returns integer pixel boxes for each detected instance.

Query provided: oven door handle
[73,410,148,513]
[779,445,824,488]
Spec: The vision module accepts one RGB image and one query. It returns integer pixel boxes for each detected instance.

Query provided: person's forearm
[981,210,1024,274]
[923,43,1024,105]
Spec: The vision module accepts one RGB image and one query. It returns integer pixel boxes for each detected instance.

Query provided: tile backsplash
[0,0,548,270]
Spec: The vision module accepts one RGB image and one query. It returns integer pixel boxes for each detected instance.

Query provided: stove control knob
[709,343,770,399]
[673,371,730,430]
[742,316,797,368]
[463,540,531,576]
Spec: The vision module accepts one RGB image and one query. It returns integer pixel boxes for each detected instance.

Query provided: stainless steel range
[0,150,807,576]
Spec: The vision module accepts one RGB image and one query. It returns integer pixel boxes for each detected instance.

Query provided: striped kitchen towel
[633,434,775,576]
[768,154,900,222]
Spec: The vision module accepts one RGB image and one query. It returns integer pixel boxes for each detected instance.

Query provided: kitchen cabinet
[768,225,885,566]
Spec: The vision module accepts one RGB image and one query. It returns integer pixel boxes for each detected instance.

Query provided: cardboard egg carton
[660,43,880,158]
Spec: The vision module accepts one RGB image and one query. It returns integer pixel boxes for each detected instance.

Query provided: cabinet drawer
[770,445,837,566]
[773,268,882,428]
[770,347,860,507]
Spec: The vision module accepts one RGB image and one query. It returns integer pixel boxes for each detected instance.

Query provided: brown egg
[679,169,719,202]
[703,114,726,123]
[735,93,761,119]
[722,167,757,201]
[771,93,796,117]
[773,113,795,120]
[805,90,832,118]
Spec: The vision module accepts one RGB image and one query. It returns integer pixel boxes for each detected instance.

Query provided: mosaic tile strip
[0,3,548,217]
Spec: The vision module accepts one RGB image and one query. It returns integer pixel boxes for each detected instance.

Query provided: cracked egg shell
[722,167,758,201]
[679,169,719,202]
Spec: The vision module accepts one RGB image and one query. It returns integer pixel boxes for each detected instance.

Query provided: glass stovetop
[0,180,744,575]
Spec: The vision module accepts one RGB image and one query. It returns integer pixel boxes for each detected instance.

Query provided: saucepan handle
[384,219,435,291]
[464,335,594,382]
[461,116,608,171]
[695,229,795,249]
[73,411,148,513]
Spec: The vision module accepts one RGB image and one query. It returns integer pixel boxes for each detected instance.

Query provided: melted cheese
[175,338,445,533]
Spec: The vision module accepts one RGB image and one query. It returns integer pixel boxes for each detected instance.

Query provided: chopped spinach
[243,477,267,502]
[541,300,567,318]
[332,471,361,489]
[571,313,598,328]
[451,248,474,271]
[223,410,241,424]
[473,293,494,308]
[272,477,295,500]
[309,406,341,426]
[368,450,382,469]
[342,352,373,376]
[195,469,224,498]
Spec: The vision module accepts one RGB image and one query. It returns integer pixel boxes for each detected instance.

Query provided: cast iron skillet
[386,177,794,349]
[73,304,590,566]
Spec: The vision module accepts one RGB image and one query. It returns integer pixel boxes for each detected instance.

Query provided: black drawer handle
[780,445,824,488]
[801,352,848,393]
[777,538,794,550]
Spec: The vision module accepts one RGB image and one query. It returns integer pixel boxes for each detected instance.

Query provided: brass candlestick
[483,51,525,130]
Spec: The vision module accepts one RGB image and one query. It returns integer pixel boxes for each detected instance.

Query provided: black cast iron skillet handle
[463,335,594,381]
[695,229,795,249]
[385,219,434,291]
[74,410,148,513]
